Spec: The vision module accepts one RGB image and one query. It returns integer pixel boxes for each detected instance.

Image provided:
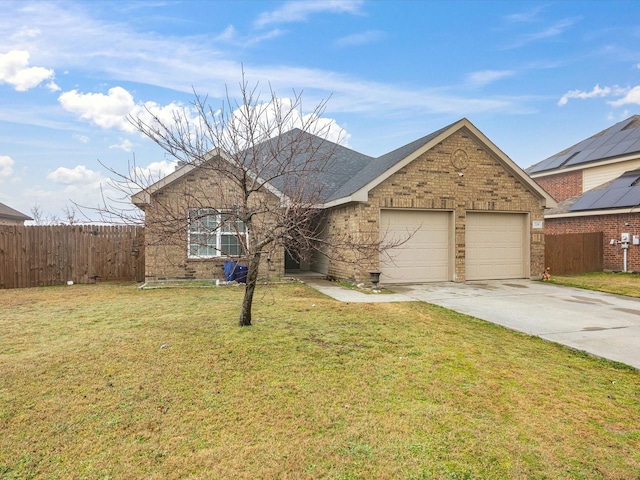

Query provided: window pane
[202,214,218,230]
[221,234,244,256]
[189,233,216,257]
[191,209,218,231]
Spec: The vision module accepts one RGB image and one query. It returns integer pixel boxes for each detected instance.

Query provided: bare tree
[102,76,403,326]
[30,204,83,225]
[30,204,60,225]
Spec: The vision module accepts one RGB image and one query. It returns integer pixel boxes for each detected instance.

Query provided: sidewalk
[299,275,414,303]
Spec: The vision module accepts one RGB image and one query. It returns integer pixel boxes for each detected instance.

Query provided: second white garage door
[379,210,452,283]
[465,212,527,280]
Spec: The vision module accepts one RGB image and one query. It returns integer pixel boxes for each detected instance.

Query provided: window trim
[187,208,248,259]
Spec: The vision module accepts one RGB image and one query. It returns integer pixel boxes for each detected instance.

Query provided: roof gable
[325,118,554,208]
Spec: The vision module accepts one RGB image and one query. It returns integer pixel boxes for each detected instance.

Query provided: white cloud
[0,155,14,178]
[558,84,612,106]
[58,87,136,130]
[558,83,640,108]
[0,50,55,91]
[610,86,640,107]
[58,86,200,134]
[47,165,103,185]
[216,24,284,46]
[335,30,384,47]
[254,0,362,28]
[226,97,349,147]
[12,26,42,40]
[73,133,90,144]
[467,70,516,87]
[506,17,579,49]
[504,6,546,23]
[132,160,177,184]
[0,3,523,120]
[109,139,134,152]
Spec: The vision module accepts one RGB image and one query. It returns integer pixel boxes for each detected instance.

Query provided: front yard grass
[1,282,639,479]
[550,271,640,297]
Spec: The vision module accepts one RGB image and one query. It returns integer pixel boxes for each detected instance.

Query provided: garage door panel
[380,210,451,283]
[466,213,526,280]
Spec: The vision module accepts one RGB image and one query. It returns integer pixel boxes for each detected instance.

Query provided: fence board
[545,232,603,275]
[0,225,144,289]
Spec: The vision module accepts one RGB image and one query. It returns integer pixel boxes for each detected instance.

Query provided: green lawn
[1,282,639,479]
[550,271,640,297]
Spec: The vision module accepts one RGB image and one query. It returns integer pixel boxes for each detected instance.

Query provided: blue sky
[1,0,640,221]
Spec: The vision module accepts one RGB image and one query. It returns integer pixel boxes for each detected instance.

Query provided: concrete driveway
[393,280,640,370]
[300,274,640,369]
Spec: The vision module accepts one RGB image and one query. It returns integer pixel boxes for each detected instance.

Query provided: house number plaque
[451,149,469,170]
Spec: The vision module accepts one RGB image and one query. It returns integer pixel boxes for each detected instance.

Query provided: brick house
[133,118,554,284]
[0,202,32,225]
[528,115,640,272]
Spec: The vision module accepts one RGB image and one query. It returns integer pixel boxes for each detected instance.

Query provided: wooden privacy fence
[0,225,144,289]
[545,232,603,275]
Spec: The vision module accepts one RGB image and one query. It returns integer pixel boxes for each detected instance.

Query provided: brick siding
[142,165,284,281]
[323,128,546,282]
[546,213,640,271]
[533,170,582,202]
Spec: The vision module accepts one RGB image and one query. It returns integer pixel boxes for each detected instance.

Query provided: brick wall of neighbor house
[324,128,546,283]
[143,167,284,281]
[546,213,640,272]
[533,170,583,202]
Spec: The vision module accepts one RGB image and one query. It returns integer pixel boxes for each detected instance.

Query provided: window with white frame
[188,208,247,258]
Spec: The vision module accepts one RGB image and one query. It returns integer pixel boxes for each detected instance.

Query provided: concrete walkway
[297,275,640,370]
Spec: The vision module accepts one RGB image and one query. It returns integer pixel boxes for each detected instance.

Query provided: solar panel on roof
[610,171,640,189]
[541,154,572,170]
[532,116,640,173]
[569,190,607,211]
[617,187,640,208]
[604,138,638,158]
[588,189,629,209]
[586,144,615,161]
[565,148,596,166]
[528,154,567,173]
[603,129,634,145]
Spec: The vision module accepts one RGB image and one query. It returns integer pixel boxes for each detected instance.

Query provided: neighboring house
[528,115,640,271]
[0,202,32,225]
[133,118,554,284]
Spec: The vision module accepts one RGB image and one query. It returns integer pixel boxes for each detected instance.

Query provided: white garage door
[379,210,451,283]
[466,212,527,280]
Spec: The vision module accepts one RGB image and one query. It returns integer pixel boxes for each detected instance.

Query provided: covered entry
[465,212,528,280]
[379,210,452,283]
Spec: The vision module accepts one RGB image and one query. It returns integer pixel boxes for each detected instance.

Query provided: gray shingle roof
[256,129,374,202]
[325,124,452,202]
[528,115,640,174]
[249,124,453,204]
[0,202,32,221]
[135,117,555,209]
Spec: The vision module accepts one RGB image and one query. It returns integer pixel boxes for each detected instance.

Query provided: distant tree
[100,75,403,326]
[30,204,81,225]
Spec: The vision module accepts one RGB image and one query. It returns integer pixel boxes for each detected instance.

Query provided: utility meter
[621,232,631,243]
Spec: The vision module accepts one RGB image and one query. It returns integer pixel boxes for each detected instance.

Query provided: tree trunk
[238,252,261,326]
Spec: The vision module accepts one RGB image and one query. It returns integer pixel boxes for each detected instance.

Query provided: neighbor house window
[188,208,247,258]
